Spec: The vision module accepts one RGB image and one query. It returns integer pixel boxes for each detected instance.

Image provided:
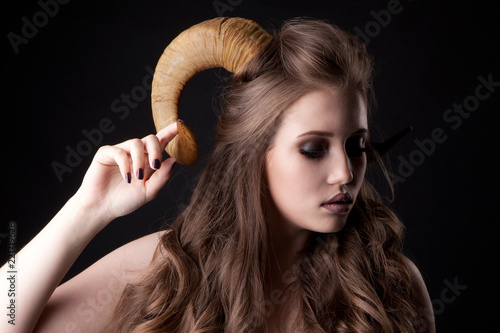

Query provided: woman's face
[265,88,368,236]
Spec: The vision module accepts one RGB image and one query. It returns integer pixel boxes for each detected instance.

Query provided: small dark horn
[368,126,413,163]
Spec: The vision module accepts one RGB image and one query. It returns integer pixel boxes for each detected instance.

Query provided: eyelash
[346,140,368,157]
[300,140,368,159]
[300,149,327,159]
[348,146,368,157]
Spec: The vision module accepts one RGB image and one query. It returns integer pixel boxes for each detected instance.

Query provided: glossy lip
[321,193,353,214]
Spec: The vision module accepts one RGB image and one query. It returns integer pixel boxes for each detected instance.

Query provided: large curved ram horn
[151,17,272,165]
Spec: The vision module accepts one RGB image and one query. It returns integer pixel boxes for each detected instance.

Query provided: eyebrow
[297,128,369,138]
[296,130,333,138]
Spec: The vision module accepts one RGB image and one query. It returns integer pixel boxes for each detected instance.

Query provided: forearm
[0,124,177,332]
[0,196,109,333]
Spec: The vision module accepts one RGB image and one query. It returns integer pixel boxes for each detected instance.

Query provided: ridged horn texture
[151,17,272,165]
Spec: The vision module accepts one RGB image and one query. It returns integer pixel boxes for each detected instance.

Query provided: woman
[1,17,434,332]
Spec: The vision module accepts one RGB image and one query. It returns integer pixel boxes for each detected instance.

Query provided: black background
[2,0,499,331]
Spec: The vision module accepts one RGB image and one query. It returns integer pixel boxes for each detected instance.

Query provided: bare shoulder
[404,256,436,333]
[34,230,168,332]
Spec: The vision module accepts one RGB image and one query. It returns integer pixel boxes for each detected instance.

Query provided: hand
[73,123,178,226]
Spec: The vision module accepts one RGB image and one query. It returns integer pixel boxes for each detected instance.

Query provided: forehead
[279,88,368,137]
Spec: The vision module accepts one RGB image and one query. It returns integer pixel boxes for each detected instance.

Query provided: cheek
[352,157,366,179]
[266,151,318,209]
[350,157,367,197]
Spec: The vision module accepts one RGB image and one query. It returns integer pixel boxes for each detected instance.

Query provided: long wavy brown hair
[107,17,421,332]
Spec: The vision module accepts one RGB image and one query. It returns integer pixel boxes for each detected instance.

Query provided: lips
[321,193,353,214]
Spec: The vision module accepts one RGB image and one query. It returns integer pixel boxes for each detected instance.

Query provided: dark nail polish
[126,172,131,183]
[153,159,161,169]
[137,168,144,180]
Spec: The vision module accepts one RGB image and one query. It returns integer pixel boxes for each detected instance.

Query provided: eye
[299,141,328,159]
[300,149,327,159]
[345,137,368,157]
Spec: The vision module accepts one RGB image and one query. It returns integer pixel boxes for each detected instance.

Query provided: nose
[326,149,354,185]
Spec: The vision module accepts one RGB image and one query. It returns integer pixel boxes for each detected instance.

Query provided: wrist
[62,195,113,242]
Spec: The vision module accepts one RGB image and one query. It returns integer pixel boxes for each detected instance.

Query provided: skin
[0,91,434,332]
[265,88,368,272]
[263,88,368,330]
[0,124,178,333]
[264,88,435,332]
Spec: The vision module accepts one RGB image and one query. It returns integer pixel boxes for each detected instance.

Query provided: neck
[262,218,309,331]
[266,217,312,291]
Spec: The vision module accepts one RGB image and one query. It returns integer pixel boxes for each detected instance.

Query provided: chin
[314,216,348,234]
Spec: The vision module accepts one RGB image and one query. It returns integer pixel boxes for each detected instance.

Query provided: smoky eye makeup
[345,136,368,157]
[299,140,329,159]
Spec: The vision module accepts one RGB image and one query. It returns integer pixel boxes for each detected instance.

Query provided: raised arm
[0,123,178,333]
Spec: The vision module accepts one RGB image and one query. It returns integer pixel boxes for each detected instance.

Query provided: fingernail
[153,159,161,169]
[136,168,144,180]
[126,172,131,184]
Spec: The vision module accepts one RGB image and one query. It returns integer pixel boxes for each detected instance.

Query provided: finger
[145,157,176,200]
[94,146,132,183]
[142,134,162,170]
[156,122,179,152]
[127,138,146,180]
